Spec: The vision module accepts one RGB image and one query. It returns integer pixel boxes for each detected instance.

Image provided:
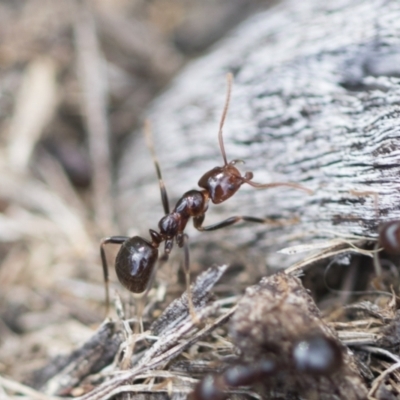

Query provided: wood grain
[118,0,400,269]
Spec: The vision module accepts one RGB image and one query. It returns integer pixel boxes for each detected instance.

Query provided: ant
[189,333,343,400]
[100,73,312,323]
[378,221,400,255]
[372,220,400,278]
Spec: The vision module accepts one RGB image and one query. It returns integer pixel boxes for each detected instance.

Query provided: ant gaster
[100,73,312,319]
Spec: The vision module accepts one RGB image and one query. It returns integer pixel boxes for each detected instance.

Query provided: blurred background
[0,0,273,384]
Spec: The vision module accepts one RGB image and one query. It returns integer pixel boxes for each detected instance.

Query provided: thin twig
[77,305,236,400]
[361,346,400,363]
[369,361,400,397]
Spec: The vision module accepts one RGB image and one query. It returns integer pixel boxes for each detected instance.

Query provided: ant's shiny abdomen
[115,236,158,293]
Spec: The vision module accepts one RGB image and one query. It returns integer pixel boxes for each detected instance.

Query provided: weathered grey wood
[118,0,400,269]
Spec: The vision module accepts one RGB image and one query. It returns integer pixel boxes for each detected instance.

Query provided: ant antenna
[218,73,233,166]
[144,120,170,215]
[246,180,314,195]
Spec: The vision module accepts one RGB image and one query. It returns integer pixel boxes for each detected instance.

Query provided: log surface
[118,0,400,269]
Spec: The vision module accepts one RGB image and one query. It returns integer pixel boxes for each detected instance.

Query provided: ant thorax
[158,190,209,239]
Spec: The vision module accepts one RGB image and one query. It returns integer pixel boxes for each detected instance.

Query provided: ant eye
[228,184,236,191]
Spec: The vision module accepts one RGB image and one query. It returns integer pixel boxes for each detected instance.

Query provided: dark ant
[378,221,400,255]
[372,220,400,278]
[100,73,312,322]
[189,333,343,400]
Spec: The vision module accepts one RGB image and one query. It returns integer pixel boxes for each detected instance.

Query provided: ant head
[200,73,311,203]
[198,161,253,204]
[198,73,248,204]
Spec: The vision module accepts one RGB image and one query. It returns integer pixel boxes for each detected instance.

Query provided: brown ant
[372,220,400,278]
[189,333,343,400]
[378,221,400,255]
[100,73,312,322]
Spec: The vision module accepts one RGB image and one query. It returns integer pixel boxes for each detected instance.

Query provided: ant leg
[144,120,170,215]
[100,236,129,317]
[194,215,297,232]
[181,234,201,324]
[135,251,170,332]
[121,254,170,369]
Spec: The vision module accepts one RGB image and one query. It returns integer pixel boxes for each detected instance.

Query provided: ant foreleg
[100,236,129,317]
[194,215,297,232]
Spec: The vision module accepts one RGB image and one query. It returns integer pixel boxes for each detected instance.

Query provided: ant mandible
[100,73,312,319]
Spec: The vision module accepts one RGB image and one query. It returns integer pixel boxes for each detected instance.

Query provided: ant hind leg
[120,255,169,369]
[100,236,129,317]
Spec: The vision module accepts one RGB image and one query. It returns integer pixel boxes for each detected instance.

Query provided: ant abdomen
[115,236,158,293]
[292,334,343,375]
[379,221,400,254]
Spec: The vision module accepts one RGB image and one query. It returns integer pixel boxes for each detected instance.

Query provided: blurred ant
[373,220,400,278]
[378,221,400,255]
[189,333,343,400]
[100,73,312,324]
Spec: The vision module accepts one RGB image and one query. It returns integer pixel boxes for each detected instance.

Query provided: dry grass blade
[151,264,229,335]
[0,175,91,253]
[77,306,235,400]
[0,375,61,400]
[7,57,58,173]
[336,331,381,346]
[369,361,400,398]
[73,2,114,235]
[284,239,372,275]
[73,265,234,400]
[362,347,400,364]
